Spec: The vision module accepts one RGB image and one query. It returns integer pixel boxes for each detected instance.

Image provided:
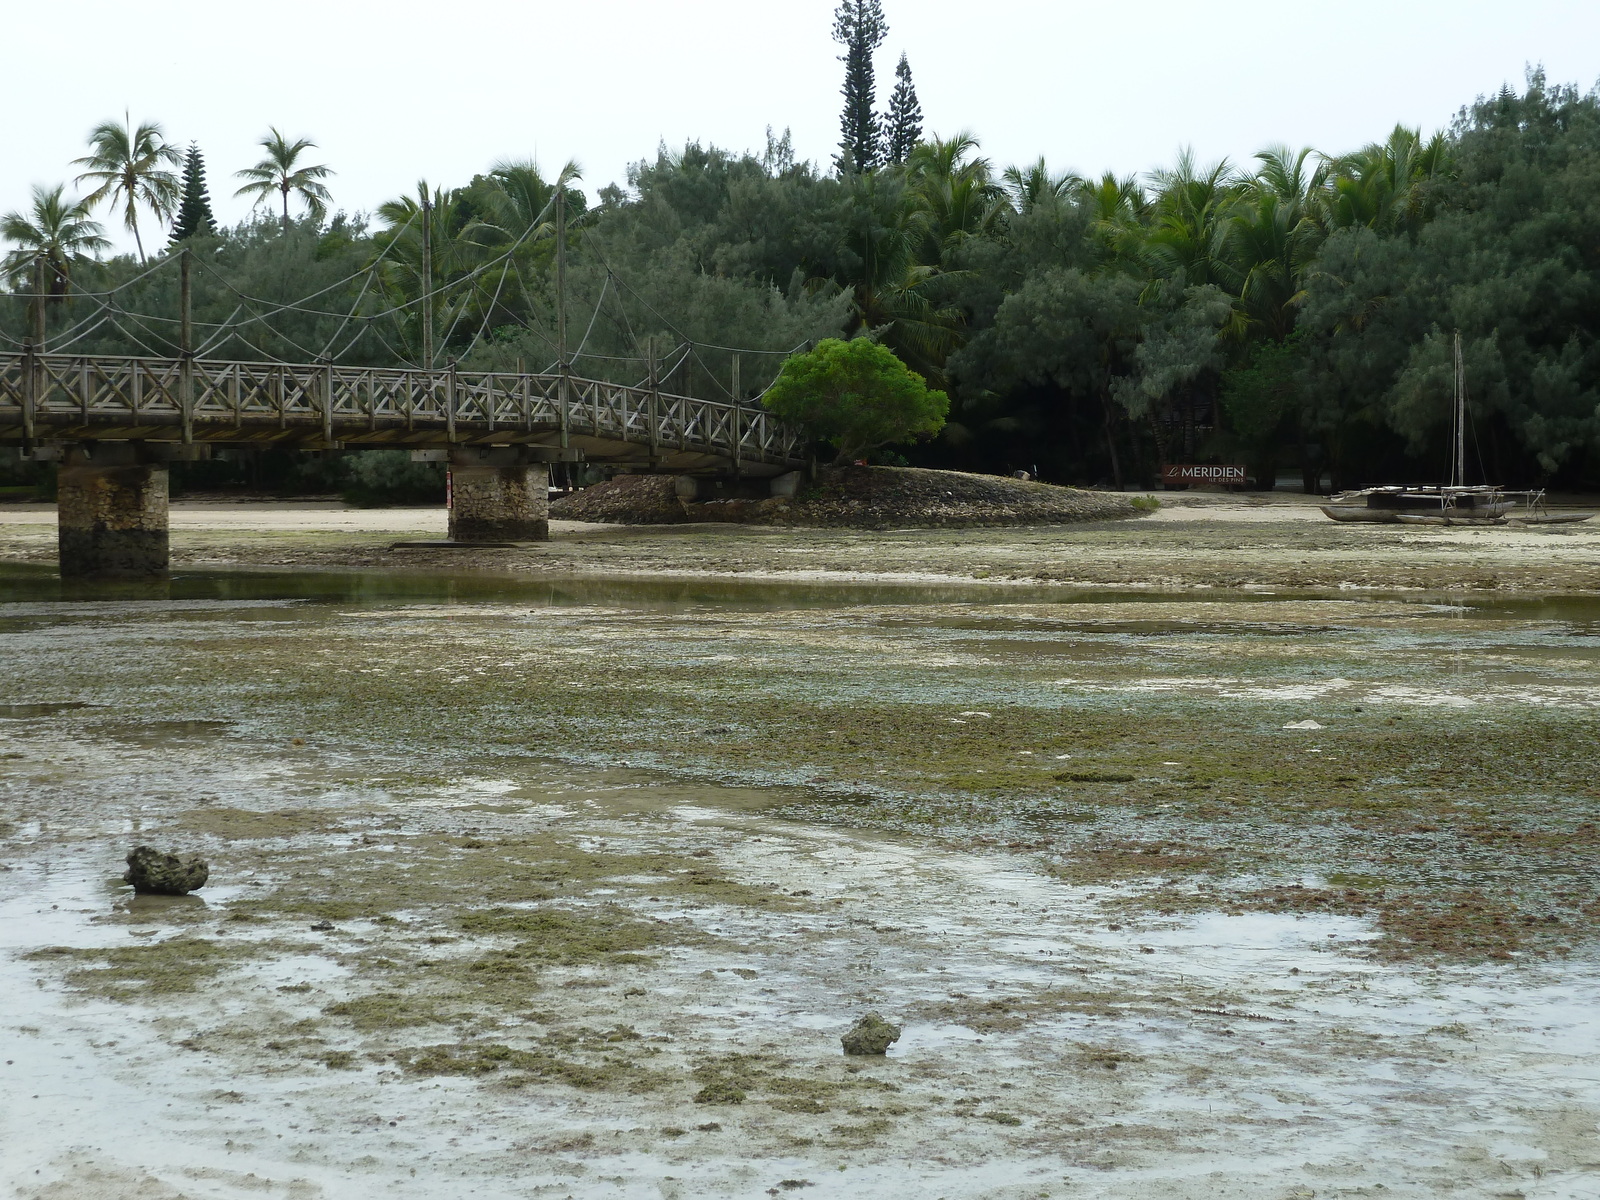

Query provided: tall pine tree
[833,0,888,174]
[882,53,923,166]
[169,142,217,244]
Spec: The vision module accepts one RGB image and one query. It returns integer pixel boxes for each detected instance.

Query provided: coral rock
[123,845,209,895]
[841,1011,901,1056]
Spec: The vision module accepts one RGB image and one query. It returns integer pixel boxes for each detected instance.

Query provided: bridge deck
[0,352,805,474]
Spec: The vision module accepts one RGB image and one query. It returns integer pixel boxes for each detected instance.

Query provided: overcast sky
[8,0,1600,254]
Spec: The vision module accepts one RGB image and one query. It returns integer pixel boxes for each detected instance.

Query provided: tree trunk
[1100,390,1124,491]
[1145,410,1170,472]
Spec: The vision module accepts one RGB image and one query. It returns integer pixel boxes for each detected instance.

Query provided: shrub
[762,338,948,464]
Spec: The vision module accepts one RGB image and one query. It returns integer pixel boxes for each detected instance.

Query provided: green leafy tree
[1219,335,1303,489]
[1112,283,1233,463]
[982,269,1145,487]
[764,337,948,462]
[71,113,180,263]
[882,53,923,167]
[169,143,218,244]
[1,184,110,298]
[833,0,888,173]
[234,128,334,232]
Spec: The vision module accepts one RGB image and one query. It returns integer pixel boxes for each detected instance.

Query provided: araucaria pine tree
[169,143,217,244]
[882,53,923,166]
[833,0,889,174]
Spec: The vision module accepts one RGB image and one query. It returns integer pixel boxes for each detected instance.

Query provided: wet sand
[1,492,1597,592]
[2,508,1599,1198]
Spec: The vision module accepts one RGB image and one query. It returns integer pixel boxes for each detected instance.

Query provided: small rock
[841,1011,901,1056]
[310,920,335,932]
[1282,720,1324,730]
[123,846,209,895]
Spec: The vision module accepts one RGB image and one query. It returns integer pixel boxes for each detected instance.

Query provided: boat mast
[1451,331,1466,487]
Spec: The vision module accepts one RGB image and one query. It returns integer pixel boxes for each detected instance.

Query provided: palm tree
[234,128,334,232]
[1075,172,1148,265]
[838,170,961,380]
[1,184,110,298]
[480,158,582,243]
[71,113,180,263]
[372,180,494,365]
[1144,149,1241,290]
[906,132,1007,265]
[1320,127,1452,234]
[1002,158,1080,215]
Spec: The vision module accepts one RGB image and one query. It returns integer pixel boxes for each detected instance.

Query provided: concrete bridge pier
[447,447,550,542]
[56,444,170,578]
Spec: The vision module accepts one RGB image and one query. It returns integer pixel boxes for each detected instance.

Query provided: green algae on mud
[4,572,1599,973]
[26,936,252,999]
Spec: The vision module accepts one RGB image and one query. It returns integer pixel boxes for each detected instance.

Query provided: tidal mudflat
[2,564,1599,1198]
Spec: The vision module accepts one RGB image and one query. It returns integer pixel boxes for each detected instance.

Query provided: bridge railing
[0,352,807,466]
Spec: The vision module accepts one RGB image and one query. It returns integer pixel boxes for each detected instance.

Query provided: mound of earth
[550,465,1140,529]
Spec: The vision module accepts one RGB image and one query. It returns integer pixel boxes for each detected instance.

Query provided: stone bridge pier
[56,443,170,578]
[447,447,551,542]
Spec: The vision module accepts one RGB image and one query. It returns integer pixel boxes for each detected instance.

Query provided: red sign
[1162,463,1247,485]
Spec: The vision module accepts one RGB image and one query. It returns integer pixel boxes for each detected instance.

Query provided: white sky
[7,0,1600,255]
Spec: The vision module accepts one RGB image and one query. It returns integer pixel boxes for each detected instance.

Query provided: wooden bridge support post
[647,338,660,461]
[179,248,194,444]
[731,353,742,477]
[22,255,45,446]
[446,447,549,542]
[57,444,169,578]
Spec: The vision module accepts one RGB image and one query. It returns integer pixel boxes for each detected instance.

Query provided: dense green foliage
[762,337,948,462]
[7,69,1600,489]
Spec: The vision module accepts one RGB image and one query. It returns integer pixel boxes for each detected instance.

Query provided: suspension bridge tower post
[179,247,194,444]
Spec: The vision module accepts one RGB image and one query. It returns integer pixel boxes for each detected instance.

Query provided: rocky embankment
[550,465,1141,529]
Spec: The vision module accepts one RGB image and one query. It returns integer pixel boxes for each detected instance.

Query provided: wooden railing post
[647,337,660,460]
[322,361,335,445]
[518,356,531,432]
[559,371,570,447]
[21,343,36,446]
[446,359,457,442]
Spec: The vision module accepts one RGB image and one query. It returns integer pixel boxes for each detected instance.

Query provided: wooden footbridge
[0,350,806,473]
[0,350,809,577]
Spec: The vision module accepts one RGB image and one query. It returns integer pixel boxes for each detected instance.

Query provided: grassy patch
[27,937,250,999]
[458,904,694,966]
[400,1033,668,1093]
[324,992,452,1029]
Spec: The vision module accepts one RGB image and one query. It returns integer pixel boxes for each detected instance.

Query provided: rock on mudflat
[123,845,209,895]
[841,1011,902,1056]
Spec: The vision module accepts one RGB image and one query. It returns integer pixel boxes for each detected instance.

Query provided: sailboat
[1320,333,1574,524]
